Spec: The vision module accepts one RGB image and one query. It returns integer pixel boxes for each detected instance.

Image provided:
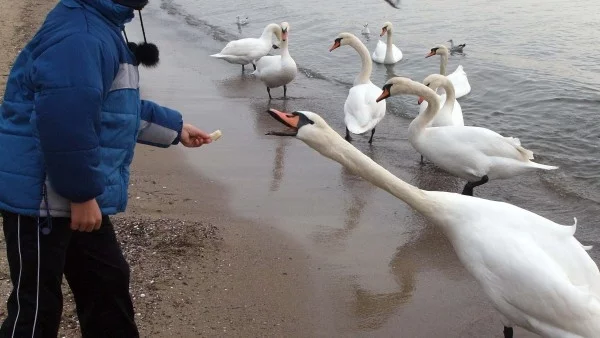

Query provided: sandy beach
[0,1,318,337]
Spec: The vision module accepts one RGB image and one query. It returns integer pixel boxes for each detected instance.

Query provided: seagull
[384,0,400,9]
[236,15,249,26]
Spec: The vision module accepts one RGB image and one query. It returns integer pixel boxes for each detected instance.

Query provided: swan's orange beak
[329,40,341,52]
[268,109,299,129]
[380,27,387,37]
[425,50,436,58]
[376,87,390,102]
[418,96,424,104]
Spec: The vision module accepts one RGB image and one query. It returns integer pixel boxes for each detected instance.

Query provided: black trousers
[0,211,139,338]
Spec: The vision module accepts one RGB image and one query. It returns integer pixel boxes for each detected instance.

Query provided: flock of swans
[210,21,600,338]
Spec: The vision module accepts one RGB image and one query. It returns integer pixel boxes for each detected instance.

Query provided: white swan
[418,75,463,127]
[329,32,387,144]
[416,73,464,163]
[210,23,282,72]
[376,75,558,196]
[371,21,403,64]
[252,22,297,99]
[426,45,471,98]
[265,107,600,338]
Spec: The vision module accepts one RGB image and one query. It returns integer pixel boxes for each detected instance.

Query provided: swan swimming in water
[426,44,471,98]
[265,107,600,338]
[371,21,403,64]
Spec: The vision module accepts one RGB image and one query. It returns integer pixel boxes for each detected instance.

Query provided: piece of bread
[209,130,222,141]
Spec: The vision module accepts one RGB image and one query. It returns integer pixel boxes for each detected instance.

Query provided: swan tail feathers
[504,137,536,160]
[564,217,593,250]
[528,162,559,170]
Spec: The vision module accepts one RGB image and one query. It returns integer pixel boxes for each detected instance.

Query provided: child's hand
[71,199,102,232]
[180,123,213,147]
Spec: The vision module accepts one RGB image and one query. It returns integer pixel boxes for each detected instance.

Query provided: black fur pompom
[128,42,159,67]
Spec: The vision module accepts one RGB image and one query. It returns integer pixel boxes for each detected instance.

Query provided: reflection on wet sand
[267,100,291,192]
[344,151,470,331]
[308,146,379,248]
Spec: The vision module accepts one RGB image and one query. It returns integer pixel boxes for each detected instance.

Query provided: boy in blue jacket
[0,0,212,336]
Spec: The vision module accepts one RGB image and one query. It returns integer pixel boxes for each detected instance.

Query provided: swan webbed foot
[345,128,353,142]
[267,87,272,100]
[461,175,489,196]
[503,326,513,338]
[283,85,287,98]
[368,128,376,144]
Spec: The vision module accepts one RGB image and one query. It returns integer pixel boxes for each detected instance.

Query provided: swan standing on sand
[372,21,403,64]
[265,107,600,338]
[376,75,558,196]
[329,33,387,144]
[252,22,297,99]
[426,45,471,98]
[210,23,282,72]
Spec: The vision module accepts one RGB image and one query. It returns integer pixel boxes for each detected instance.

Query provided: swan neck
[281,39,290,57]
[261,25,277,40]
[385,31,394,60]
[311,129,431,213]
[409,86,441,137]
[441,80,455,113]
[349,38,372,85]
[439,53,448,76]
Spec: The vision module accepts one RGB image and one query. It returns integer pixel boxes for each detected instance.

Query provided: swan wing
[254,55,281,76]
[371,40,387,63]
[392,44,403,61]
[344,83,387,134]
[426,126,534,161]
[472,230,600,336]
[216,37,269,59]
[446,65,471,98]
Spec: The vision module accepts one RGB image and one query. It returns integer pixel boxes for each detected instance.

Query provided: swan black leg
[368,128,376,144]
[253,63,257,70]
[284,85,287,98]
[503,326,513,338]
[345,127,353,142]
[420,155,424,164]
[242,64,245,72]
[267,87,272,100]
[461,175,489,196]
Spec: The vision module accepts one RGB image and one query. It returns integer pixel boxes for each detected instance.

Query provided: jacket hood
[65,0,135,27]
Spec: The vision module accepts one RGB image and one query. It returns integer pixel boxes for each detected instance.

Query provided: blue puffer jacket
[0,0,183,217]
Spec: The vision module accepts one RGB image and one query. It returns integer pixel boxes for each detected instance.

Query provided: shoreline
[0,1,319,336]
